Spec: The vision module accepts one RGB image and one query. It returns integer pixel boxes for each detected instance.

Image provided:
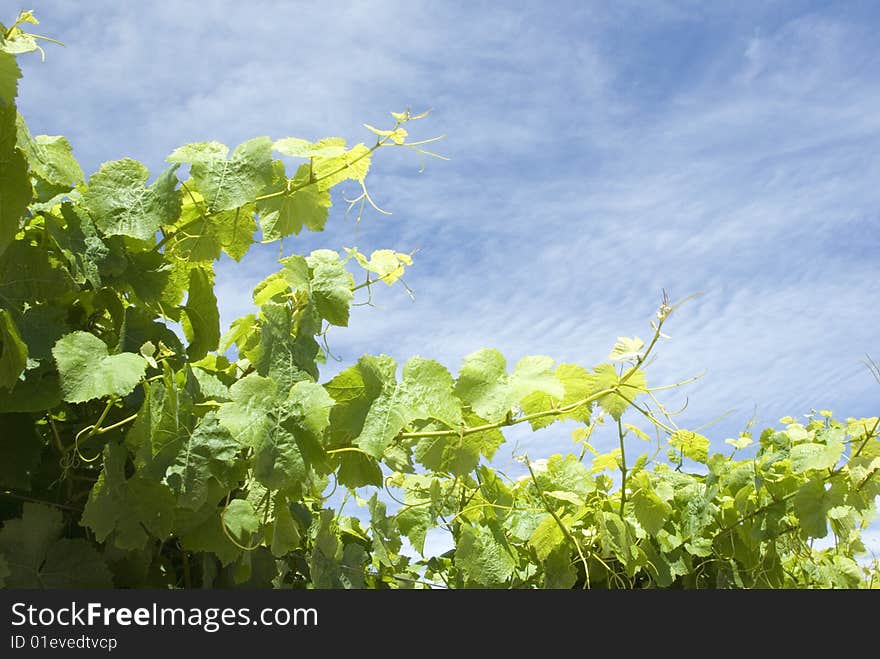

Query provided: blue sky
[16,1,880,552]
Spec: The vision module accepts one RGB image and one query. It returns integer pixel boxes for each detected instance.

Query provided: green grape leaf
[16,115,84,187]
[286,380,335,440]
[170,138,273,212]
[173,482,242,566]
[414,432,485,477]
[455,350,563,423]
[17,303,68,363]
[356,357,462,459]
[543,545,577,589]
[336,451,383,489]
[83,159,180,241]
[51,203,107,288]
[790,440,845,473]
[52,331,147,403]
[167,203,257,263]
[588,363,647,420]
[0,145,31,257]
[396,506,432,555]
[81,443,176,550]
[324,358,386,445]
[0,501,60,587]
[252,271,290,306]
[0,362,62,413]
[528,515,566,562]
[125,364,194,464]
[0,308,27,390]
[254,381,333,490]
[631,477,672,535]
[189,366,230,402]
[0,52,21,107]
[268,494,301,557]
[454,522,516,587]
[37,538,114,588]
[312,142,371,190]
[520,363,594,430]
[1,91,30,256]
[165,411,240,510]
[182,266,220,360]
[310,509,346,588]
[669,430,711,464]
[166,141,228,163]
[0,503,111,588]
[793,478,833,538]
[251,302,320,391]
[307,250,354,327]
[222,499,260,545]
[218,373,278,447]
[368,494,402,567]
[534,454,596,500]
[0,241,76,307]
[258,162,331,240]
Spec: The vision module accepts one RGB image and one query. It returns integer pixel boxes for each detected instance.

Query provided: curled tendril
[73,425,103,463]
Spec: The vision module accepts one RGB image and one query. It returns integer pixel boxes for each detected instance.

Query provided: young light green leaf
[588,363,647,420]
[631,474,672,535]
[16,115,85,187]
[520,363,594,430]
[181,137,274,212]
[258,162,331,240]
[725,436,753,450]
[52,331,147,403]
[669,430,711,464]
[528,514,566,561]
[312,142,371,190]
[790,440,845,473]
[609,336,645,361]
[455,522,516,587]
[356,357,462,458]
[455,349,563,424]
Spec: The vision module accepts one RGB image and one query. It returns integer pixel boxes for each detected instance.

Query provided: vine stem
[154,129,397,253]
[398,388,616,440]
[397,295,678,443]
[525,456,590,589]
[617,419,628,518]
[71,411,139,458]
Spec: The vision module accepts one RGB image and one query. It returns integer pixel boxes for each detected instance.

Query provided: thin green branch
[398,387,617,440]
[526,455,590,589]
[617,419,628,518]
